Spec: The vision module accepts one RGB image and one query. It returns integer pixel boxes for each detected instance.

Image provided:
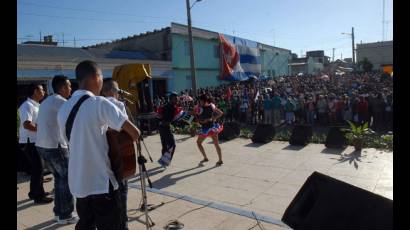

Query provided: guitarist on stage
[101,78,131,230]
[57,60,140,230]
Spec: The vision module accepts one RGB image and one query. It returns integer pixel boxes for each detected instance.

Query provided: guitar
[106,130,136,181]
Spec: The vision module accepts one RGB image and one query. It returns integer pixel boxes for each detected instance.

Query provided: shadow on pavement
[152,165,217,189]
[335,150,362,169]
[25,219,64,230]
[128,166,165,184]
[17,201,37,212]
[244,142,269,147]
[282,144,305,151]
[321,147,347,155]
[176,136,194,143]
[17,198,32,206]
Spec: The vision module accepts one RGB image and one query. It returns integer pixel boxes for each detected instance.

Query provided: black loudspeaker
[325,126,347,148]
[251,124,275,143]
[282,171,393,230]
[289,125,313,146]
[219,122,240,140]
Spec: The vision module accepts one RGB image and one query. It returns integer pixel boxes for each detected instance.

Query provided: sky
[17,0,393,59]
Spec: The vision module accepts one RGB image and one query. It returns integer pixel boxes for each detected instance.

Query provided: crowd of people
[154,72,393,132]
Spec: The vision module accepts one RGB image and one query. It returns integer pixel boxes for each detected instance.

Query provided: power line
[18,12,171,24]
[17,0,184,21]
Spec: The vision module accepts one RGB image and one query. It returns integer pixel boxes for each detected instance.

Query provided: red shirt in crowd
[357,100,369,115]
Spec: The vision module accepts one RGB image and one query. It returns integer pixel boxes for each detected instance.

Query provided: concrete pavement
[17,134,393,229]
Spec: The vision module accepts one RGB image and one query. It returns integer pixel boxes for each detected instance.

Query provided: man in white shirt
[35,75,77,224]
[18,83,53,204]
[101,78,129,230]
[57,60,140,230]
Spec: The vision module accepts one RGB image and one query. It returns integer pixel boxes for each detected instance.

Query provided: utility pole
[62,32,65,46]
[74,37,76,47]
[332,48,335,62]
[342,27,355,70]
[39,31,42,42]
[341,53,342,60]
[351,27,355,68]
[186,0,198,97]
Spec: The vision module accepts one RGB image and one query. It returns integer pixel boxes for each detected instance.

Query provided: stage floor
[17,134,392,229]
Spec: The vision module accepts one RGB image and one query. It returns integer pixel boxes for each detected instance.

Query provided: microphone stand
[134,141,155,229]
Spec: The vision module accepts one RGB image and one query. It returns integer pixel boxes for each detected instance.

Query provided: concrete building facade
[89,22,291,92]
[356,40,393,71]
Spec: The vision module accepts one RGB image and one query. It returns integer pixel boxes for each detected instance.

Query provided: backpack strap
[65,95,90,142]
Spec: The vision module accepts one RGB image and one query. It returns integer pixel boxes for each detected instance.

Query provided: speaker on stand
[282,171,393,230]
[251,124,276,143]
[289,124,313,146]
[219,122,240,141]
[325,126,347,148]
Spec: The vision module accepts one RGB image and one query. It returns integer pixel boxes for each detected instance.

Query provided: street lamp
[341,27,355,71]
[186,0,202,97]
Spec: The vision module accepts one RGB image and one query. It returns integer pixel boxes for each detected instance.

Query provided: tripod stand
[134,141,155,229]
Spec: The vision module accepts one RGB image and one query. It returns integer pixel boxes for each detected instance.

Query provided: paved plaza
[17,134,393,229]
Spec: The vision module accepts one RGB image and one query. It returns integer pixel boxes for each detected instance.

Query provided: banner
[219,34,261,81]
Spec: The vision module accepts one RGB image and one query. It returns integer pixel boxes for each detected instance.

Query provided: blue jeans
[306,111,315,125]
[36,146,74,219]
[285,112,295,124]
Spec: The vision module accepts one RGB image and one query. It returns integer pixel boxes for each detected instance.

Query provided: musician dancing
[195,94,224,165]
[101,78,130,230]
[57,60,141,230]
[157,92,179,167]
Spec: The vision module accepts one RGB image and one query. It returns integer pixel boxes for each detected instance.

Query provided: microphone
[118,89,133,96]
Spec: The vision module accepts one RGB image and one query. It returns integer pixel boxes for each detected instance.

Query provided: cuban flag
[219,34,261,81]
[172,106,188,122]
[155,106,188,122]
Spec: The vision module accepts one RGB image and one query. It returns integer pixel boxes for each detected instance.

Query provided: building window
[214,45,220,58]
[318,58,323,63]
[184,41,189,56]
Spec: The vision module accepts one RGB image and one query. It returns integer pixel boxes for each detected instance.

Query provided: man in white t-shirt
[101,78,130,230]
[35,75,77,224]
[57,60,141,230]
[18,83,53,204]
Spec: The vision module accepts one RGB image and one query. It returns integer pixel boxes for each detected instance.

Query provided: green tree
[358,58,374,73]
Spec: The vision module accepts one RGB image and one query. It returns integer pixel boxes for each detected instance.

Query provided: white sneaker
[57,215,79,225]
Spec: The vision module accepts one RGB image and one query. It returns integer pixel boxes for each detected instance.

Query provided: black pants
[20,143,46,200]
[17,142,31,174]
[159,124,176,158]
[75,184,124,230]
[118,181,128,229]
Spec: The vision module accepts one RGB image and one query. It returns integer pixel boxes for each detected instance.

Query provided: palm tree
[357,58,374,73]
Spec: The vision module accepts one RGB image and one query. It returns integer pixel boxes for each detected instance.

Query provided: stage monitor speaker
[251,124,275,143]
[282,171,393,230]
[325,126,347,148]
[289,124,313,146]
[219,122,240,140]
